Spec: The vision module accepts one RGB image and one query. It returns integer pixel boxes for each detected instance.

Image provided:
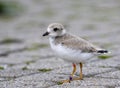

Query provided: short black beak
[42,32,49,36]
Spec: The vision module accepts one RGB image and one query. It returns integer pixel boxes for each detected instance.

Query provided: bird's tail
[97,50,109,54]
[93,49,111,55]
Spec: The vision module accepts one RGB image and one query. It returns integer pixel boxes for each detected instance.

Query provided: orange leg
[60,63,76,83]
[73,62,83,80]
[71,63,76,76]
[69,63,76,81]
[60,63,83,84]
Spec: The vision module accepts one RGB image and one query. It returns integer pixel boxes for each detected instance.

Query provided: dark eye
[53,28,58,32]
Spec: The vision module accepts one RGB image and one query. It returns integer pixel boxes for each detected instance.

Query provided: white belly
[49,38,93,63]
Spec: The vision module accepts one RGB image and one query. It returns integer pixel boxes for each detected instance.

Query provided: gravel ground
[0,0,120,88]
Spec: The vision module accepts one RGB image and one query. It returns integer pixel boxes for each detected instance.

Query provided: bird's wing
[61,37,98,53]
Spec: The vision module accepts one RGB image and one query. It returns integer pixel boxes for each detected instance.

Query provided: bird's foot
[58,76,83,84]
[72,77,83,80]
[57,76,72,84]
[57,79,70,84]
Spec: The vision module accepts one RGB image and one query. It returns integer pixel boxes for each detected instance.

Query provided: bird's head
[43,23,66,37]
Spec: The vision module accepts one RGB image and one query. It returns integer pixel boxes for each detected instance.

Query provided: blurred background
[0,0,120,87]
[0,0,120,68]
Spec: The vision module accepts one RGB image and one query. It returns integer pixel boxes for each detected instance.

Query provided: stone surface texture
[0,0,120,88]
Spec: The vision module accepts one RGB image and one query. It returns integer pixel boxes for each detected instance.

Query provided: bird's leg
[72,62,83,80]
[71,63,77,76]
[60,63,76,83]
[79,62,83,79]
[59,63,83,84]
[69,63,76,81]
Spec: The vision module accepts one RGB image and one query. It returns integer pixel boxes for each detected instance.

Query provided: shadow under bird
[43,23,108,83]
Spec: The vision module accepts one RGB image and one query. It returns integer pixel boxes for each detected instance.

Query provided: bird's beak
[42,31,49,36]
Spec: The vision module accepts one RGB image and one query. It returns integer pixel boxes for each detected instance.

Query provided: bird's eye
[53,28,58,32]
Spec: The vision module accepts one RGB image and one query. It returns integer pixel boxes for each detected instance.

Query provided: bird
[42,23,108,83]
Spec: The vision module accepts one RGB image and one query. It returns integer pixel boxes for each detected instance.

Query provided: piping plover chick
[43,23,108,83]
